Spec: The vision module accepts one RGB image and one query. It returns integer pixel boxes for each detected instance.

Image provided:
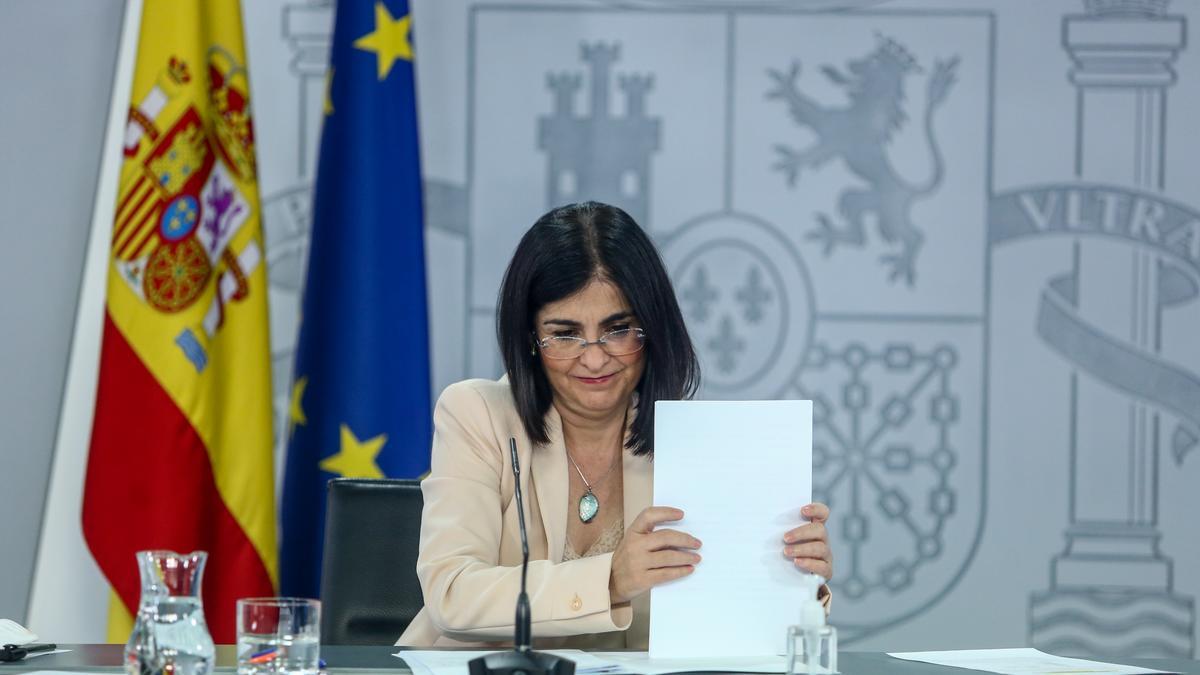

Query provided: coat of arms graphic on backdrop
[252,0,1200,655]
[466,6,993,642]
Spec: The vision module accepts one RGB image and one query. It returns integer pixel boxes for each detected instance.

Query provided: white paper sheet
[15,650,72,660]
[0,618,38,645]
[395,650,624,675]
[650,400,813,658]
[14,671,100,675]
[592,652,808,674]
[394,650,803,675]
[887,648,1169,675]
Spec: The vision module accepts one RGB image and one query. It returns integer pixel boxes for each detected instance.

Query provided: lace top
[562,510,625,561]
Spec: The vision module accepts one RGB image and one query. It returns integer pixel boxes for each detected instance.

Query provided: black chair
[319,478,425,645]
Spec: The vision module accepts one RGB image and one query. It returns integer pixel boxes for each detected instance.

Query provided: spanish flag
[82,0,276,643]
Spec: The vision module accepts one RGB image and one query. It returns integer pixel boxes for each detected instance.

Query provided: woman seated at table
[398,201,833,648]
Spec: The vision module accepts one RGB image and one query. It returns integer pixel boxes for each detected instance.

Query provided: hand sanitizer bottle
[786,575,837,674]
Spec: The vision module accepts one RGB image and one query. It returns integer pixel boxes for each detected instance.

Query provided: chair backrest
[319,477,424,645]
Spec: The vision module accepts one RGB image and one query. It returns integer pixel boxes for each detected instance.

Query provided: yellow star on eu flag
[288,376,308,437]
[323,68,335,116]
[320,424,387,479]
[353,2,413,81]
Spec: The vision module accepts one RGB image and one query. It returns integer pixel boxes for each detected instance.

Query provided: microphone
[512,436,533,651]
[468,438,575,675]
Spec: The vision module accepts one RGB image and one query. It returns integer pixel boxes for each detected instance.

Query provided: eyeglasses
[536,328,647,360]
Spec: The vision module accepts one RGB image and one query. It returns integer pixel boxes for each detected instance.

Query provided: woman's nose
[578,341,611,370]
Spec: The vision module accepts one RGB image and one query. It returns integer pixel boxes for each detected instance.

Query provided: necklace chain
[566,450,619,492]
[565,411,628,523]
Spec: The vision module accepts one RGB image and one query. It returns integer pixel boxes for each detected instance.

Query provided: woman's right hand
[609,506,702,604]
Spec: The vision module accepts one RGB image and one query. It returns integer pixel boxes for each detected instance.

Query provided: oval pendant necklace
[566,450,619,523]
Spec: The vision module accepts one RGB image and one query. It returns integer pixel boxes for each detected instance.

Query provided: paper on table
[651,400,813,659]
[887,648,1169,675]
[0,618,38,645]
[394,650,807,675]
[20,650,73,659]
[394,650,622,675]
[15,667,103,672]
[591,652,814,674]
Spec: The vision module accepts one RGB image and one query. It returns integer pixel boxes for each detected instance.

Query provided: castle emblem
[539,42,660,226]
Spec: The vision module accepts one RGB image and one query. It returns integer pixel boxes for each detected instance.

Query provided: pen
[0,643,57,662]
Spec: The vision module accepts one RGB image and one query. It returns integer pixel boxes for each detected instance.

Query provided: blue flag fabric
[280,0,432,598]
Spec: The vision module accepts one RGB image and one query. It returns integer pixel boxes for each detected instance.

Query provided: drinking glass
[236,598,320,675]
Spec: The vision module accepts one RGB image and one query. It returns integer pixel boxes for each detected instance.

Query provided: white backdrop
[23,0,1200,656]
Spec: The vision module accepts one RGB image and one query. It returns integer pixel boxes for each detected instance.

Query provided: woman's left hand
[783,502,833,581]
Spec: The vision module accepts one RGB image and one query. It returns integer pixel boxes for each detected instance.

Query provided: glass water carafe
[125,550,216,675]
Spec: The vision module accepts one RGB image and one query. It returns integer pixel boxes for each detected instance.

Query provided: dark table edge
[1,645,1195,675]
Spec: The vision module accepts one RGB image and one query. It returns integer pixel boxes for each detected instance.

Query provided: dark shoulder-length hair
[496,201,700,457]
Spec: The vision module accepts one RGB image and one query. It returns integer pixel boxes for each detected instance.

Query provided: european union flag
[280,0,432,598]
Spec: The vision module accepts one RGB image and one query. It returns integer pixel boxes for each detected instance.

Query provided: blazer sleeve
[414,382,632,642]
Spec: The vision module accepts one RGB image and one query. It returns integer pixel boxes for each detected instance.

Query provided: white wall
[0,0,125,625]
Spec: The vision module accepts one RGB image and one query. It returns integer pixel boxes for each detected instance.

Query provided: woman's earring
[530,344,537,356]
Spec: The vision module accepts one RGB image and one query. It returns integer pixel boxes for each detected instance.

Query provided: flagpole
[26,0,145,643]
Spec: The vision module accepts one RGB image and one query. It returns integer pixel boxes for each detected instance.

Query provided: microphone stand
[468,439,575,675]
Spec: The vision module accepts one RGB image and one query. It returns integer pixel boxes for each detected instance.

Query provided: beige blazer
[397,378,652,648]
[397,377,831,648]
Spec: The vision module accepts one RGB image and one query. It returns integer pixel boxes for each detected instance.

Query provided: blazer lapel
[532,405,568,563]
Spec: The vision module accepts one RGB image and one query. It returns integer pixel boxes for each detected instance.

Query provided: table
[2,645,1196,675]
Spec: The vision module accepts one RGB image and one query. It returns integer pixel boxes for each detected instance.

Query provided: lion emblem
[767,35,959,285]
